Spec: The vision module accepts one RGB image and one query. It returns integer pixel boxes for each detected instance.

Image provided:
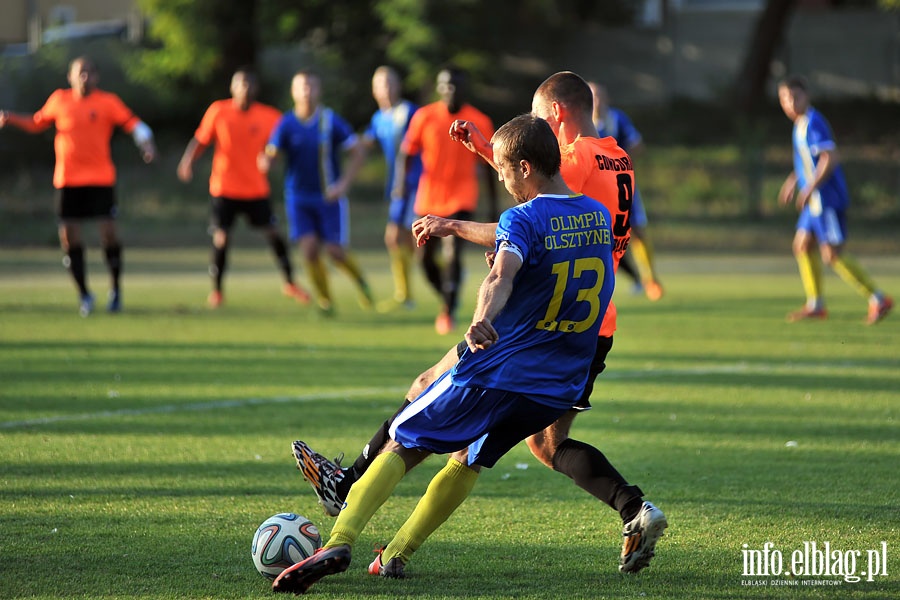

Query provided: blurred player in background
[0,56,156,317]
[360,66,423,312]
[777,76,892,325]
[395,66,497,334]
[589,81,664,301]
[260,69,373,315]
[177,68,311,309]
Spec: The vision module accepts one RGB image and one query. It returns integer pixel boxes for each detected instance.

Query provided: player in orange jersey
[0,56,156,316]
[292,73,666,576]
[589,81,664,301]
[177,68,311,309]
[394,66,497,334]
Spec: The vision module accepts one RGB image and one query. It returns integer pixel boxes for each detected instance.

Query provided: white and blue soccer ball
[251,512,322,579]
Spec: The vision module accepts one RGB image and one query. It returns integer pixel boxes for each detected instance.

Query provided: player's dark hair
[438,64,467,81]
[70,55,97,73]
[535,71,593,114]
[779,75,808,92]
[233,66,258,81]
[294,68,320,80]
[492,114,561,179]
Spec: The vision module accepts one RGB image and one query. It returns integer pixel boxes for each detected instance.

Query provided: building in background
[1,0,142,55]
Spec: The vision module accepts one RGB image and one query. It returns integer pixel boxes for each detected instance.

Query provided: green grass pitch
[1,247,897,599]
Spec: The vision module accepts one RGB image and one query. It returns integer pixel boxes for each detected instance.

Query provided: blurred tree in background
[131,0,636,126]
[1,0,895,232]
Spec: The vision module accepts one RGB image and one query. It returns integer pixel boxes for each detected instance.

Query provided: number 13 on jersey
[535,258,607,333]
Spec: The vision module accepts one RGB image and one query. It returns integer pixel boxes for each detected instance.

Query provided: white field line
[0,360,890,430]
[1,387,406,430]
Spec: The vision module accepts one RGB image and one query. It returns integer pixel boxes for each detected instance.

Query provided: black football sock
[269,234,294,283]
[552,438,644,523]
[337,399,411,499]
[104,244,122,293]
[211,244,227,292]
[64,246,89,296]
[619,252,640,286]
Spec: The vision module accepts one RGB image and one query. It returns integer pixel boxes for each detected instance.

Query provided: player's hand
[777,174,797,207]
[0,111,8,128]
[140,141,157,164]
[412,215,450,247]
[449,120,489,156]
[795,186,813,211]
[325,180,348,202]
[465,317,499,352]
[257,152,272,174]
[484,251,496,269]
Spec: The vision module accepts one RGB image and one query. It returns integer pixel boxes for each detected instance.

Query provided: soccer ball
[251,512,322,579]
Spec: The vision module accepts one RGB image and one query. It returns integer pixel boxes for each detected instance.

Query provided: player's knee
[212,230,228,248]
[821,245,840,265]
[407,368,436,400]
[526,435,554,468]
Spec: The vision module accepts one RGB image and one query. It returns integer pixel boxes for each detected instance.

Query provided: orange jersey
[32,89,140,188]
[560,135,634,337]
[403,102,493,216]
[194,100,282,199]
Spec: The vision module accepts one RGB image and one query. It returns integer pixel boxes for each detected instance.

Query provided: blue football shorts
[285,193,349,245]
[388,187,417,229]
[389,371,567,468]
[796,203,846,246]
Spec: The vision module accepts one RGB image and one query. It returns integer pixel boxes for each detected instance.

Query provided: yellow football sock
[630,237,658,284]
[831,254,878,298]
[382,457,479,565]
[306,257,331,305]
[326,451,406,549]
[796,248,823,308]
[389,246,413,302]
[335,252,373,307]
[335,252,367,288]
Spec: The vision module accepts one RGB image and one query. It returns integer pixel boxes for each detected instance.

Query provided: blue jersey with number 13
[451,193,614,409]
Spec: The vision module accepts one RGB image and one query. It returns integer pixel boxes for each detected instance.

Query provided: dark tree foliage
[132,0,636,127]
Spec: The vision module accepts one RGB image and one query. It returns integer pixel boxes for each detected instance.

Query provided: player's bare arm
[0,111,48,134]
[258,144,278,174]
[449,120,497,170]
[177,138,206,182]
[326,139,367,202]
[778,172,798,207]
[412,215,497,248]
[132,121,157,164]
[391,150,412,200]
[796,148,839,211]
[466,250,522,352]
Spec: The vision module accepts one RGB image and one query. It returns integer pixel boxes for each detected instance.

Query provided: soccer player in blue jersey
[294,72,666,577]
[260,70,374,314]
[777,76,892,325]
[589,81,664,301]
[361,66,423,311]
[272,114,616,594]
